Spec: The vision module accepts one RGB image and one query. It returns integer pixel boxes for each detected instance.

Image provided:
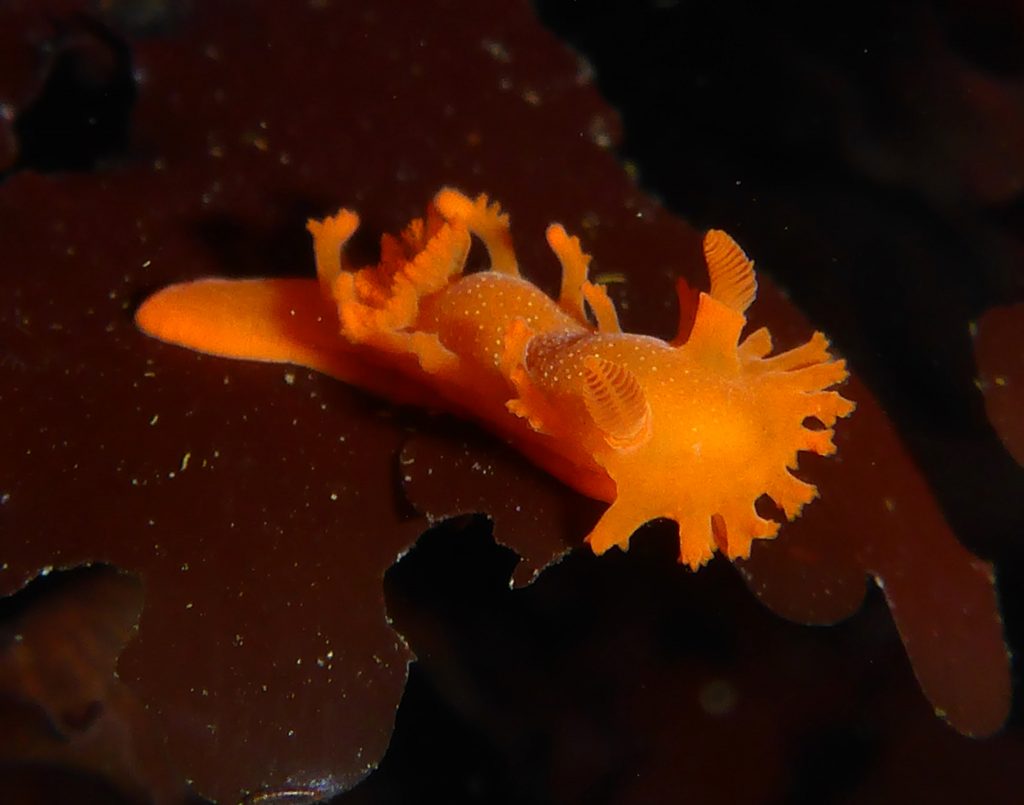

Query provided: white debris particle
[588,115,613,148]
[481,39,511,63]
[698,679,738,716]
[522,88,541,105]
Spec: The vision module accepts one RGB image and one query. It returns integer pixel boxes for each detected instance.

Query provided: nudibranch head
[505,223,855,569]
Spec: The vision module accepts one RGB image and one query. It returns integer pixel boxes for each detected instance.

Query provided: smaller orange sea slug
[136,189,855,569]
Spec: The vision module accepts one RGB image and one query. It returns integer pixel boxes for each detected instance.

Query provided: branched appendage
[547,224,590,324]
[500,319,553,434]
[306,203,471,374]
[581,283,622,334]
[307,210,360,298]
[738,326,772,360]
[434,188,519,275]
[710,331,855,563]
[547,223,623,334]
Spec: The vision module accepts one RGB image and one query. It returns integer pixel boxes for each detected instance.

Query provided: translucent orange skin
[136,189,854,569]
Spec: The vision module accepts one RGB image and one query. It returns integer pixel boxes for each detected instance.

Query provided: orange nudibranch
[136,189,855,569]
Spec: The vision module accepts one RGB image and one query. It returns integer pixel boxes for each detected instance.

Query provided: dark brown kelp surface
[1,0,1020,802]
[975,304,1024,468]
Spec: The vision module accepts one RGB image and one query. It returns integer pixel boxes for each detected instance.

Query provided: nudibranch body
[136,189,854,569]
